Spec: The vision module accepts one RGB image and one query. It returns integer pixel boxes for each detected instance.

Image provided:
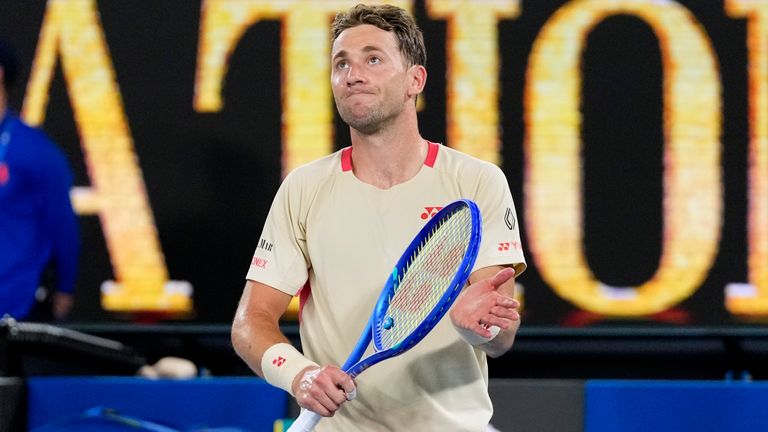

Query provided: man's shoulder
[286,149,344,180]
[434,143,503,175]
[279,148,346,195]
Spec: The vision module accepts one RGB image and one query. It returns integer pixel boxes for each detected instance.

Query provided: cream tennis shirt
[247,142,526,431]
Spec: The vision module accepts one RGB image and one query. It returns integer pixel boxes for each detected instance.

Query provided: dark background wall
[0,1,763,334]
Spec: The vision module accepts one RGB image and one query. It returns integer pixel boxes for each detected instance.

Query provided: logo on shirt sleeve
[258,238,274,252]
[498,241,522,251]
[504,207,516,231]
[251,256,268,269]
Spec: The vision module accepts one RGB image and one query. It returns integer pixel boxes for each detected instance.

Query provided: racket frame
[341,199,482,377]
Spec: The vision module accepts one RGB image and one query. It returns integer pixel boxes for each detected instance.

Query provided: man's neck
[348,116,427,190]
[350,105,427,189]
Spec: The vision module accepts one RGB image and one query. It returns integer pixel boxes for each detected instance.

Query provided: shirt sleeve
[471,163,527,276]
[245,171,310,295]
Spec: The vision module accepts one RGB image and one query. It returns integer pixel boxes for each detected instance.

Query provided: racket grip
[286,409,322,432]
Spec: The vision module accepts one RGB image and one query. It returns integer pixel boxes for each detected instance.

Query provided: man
[0,38,80,321]
[232,4,526,430]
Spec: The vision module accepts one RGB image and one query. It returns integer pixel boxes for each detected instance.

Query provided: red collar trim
[341,147,353,172]
[424,141,439,167]
[340,141,440,172]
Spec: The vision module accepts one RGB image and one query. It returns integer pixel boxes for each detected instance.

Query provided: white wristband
[261,343,319,396]
[453,323,501,346]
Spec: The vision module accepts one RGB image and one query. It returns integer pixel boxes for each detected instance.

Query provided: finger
[309,384,343,415]
[490,305,520,321]
[346,387,357,401]
[479,316,508,331]
[297,367,344,417]
[490,267,516,288]
[494,296,520,309]
[315,370,353,408]
[472,321,499,337]
[307,401,333,417]
[298,391,332,417]
[485,308,523,330]
[328,386,349,406]
[336,375,357,400]
[324,368,355,396]
[327,379,353,406]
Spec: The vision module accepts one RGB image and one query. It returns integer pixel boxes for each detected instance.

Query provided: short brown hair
[331,4,426,68]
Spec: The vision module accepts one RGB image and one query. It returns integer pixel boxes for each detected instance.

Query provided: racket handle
[287,409,322,432]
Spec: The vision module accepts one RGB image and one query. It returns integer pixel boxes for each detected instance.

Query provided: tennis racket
[287,199,482,432]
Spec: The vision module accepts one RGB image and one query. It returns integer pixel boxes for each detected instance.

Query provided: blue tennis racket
[287,199,482,432]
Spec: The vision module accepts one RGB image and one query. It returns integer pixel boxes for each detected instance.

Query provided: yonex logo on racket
[420,206,443,219]
[272,356,286,367]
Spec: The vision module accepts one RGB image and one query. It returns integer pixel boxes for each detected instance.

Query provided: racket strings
[379,207,473,349]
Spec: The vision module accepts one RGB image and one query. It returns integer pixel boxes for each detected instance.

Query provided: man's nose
[346,64,365,85]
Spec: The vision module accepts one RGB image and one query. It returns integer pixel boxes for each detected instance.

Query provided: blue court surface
[585,380,768,432]
[27,377,288,432]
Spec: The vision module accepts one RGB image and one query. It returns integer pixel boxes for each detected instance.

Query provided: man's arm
[231,280,298,377]
[231,280,356,417]
[449,265,521,358]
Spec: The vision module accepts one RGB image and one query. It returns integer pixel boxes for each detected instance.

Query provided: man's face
[331,24,412,135]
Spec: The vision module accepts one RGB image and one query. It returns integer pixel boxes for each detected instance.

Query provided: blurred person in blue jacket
[0,37,79,321]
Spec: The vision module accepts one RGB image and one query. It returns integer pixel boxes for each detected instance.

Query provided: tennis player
[232,4,526,431]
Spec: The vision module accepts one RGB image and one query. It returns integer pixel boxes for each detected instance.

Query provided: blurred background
[2,0,768,431]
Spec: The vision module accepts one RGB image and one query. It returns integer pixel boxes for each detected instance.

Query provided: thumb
[490,267,516,289]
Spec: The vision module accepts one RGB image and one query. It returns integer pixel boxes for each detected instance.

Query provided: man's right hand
[293,365,357,417]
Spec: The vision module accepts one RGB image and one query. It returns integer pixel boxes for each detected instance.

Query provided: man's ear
[407,64,427,97]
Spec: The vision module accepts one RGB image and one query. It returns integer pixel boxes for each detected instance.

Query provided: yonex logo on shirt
[251,256,268,268]
[420,206,443,219]
[498,241,522,251]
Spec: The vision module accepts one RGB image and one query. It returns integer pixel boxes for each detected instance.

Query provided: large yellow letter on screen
[195,0,411,177]
[23,0,191,312]
[726,0,768,315]
[426,0,519,165]
[525,0,722,315]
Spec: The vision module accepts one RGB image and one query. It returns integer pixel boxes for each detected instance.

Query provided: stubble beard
[337,97,400,136]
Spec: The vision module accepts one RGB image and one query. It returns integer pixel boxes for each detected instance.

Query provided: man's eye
[369,57,381,64]
[336,61,348,69]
